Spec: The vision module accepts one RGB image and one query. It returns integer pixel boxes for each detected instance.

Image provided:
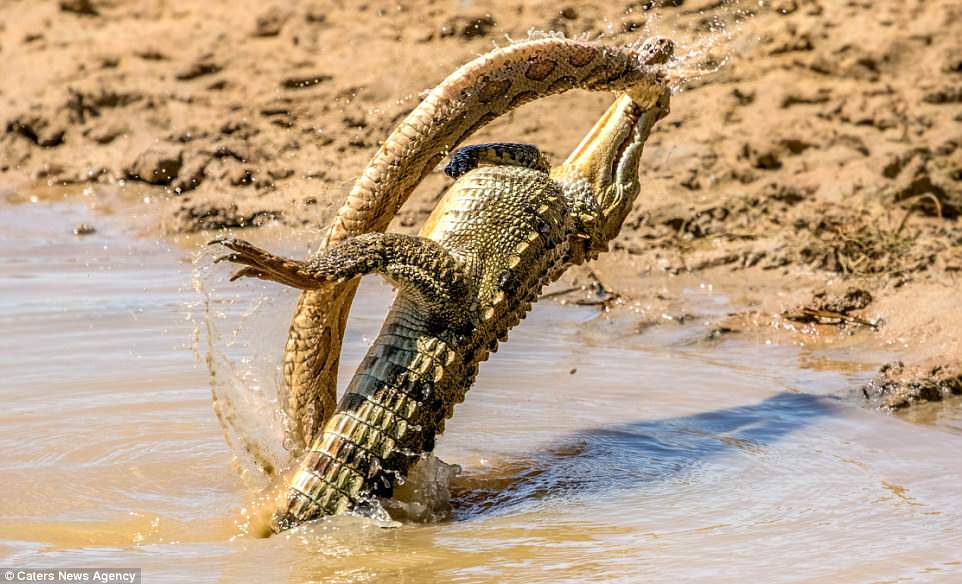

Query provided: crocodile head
[552,88,671,258]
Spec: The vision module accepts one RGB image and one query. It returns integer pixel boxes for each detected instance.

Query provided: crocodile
[211,36,673,532]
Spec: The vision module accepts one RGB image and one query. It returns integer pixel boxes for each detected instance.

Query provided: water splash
[381,455,462,523]
[638,0,755,94]
[189,243,294,486]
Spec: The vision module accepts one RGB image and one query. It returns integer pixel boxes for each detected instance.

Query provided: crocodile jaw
[552,90,671,253]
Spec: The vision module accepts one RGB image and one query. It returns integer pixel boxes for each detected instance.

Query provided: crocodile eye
[497,269,511,288]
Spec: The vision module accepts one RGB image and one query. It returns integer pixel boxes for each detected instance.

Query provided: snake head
[625,37,675,109]
[637,37,675,67]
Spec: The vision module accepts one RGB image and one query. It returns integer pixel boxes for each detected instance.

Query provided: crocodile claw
[209,237,262,255]
[229,267,266,282]
[212,252,266,281]
[213,251,261,269]
[207,236,236,247]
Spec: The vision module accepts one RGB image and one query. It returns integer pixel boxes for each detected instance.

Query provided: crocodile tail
[282,37,674,453]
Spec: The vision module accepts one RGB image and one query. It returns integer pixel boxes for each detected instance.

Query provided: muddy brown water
[2,196,961,583]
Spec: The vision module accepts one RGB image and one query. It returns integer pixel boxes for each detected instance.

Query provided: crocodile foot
[209,237,324,289]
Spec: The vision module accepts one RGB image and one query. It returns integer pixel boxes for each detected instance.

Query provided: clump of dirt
[783,287,877,330]
[858,360,962,410]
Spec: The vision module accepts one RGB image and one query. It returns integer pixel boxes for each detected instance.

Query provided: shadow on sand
[449,392,840,518]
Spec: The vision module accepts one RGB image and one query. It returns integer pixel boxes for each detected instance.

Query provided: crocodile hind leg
[211,234,472,323]
[444,143,550,178]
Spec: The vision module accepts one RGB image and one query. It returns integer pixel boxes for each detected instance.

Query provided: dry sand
[2,0,960,409]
